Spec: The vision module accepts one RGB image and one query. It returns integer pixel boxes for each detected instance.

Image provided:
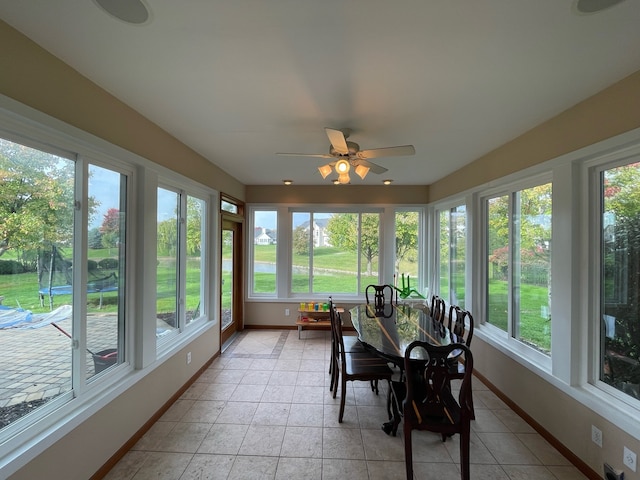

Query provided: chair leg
[460,426,471,480]
[338,375,347,423]
[329,357,337,392]
[404,424,414,480]
[460,431,471,480]
[370,379,379,394]
[332,371,338,399]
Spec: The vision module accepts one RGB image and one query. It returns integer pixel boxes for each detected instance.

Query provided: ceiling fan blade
[276,152,334,158]
[353,159,388,175]
[358,145,415,159]
[325,128,349,155]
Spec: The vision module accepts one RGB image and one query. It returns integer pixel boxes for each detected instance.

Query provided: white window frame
[431,198,469,308]
[247,204,425,302]
[0,94,219,474]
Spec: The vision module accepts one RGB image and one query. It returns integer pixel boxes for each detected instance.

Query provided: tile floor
[103,329,588,480]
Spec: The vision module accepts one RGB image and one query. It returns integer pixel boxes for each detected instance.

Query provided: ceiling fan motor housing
[329,141,360,157]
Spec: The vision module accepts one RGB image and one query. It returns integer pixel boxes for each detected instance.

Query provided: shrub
[88,260,99,272]
[0,260,26,275]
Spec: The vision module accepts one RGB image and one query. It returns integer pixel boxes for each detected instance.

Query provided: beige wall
[246,184,428,204]
[0,20,244,201]
[428,70,640,478]
[429,70,640,201]
[0,20,234,479]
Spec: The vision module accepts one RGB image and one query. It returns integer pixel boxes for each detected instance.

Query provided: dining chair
[328,299,367,392]
[402,341,474,480]
[448,305,474,348]
[332,308,394,423]
[447,306,475,419]
[365,284,394,308]
[430,295,446,324]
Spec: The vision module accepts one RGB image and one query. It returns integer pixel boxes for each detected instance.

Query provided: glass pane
[315,212,360,294]
[314,213,354,294]
[185,196,205,325]
[439,210,451,299]
[359,213,380,292]
[156,188,179,338]
[451,205,466,309]
[292,212,310,294]
[221,229,233,330]
[252,210,277,294]
[0,138,74,429]
[514,184,552,354]
[395,211,420,298]
[87,165,126,378]
[601,162,640,399]
[487,195,509,332]
[221,200,237,214]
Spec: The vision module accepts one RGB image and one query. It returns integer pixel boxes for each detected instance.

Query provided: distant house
[254,227,277,245]
[298,218,332,247]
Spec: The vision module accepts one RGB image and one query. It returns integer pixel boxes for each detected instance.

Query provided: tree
[185,197,203,256]
[0,139,75,260]
[293,226,310,256]
[100,208,121,249]
[157,218,178,256]
[602,163,640,368]
[395,211,419,274]
[326,213,380,275]
[88,227,103,249]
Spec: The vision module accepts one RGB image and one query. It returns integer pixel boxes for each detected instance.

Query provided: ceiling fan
[276,128,415,184]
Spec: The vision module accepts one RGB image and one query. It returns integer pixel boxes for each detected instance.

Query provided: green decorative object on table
[393,273,425,299]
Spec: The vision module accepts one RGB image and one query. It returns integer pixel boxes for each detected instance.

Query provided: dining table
[349,302,456,365]
[349,302,461,436]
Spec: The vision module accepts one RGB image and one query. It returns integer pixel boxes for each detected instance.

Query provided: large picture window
[0,136,129,434]
[485,182,552,355]
[600,161,640,400]
[292,211,380,295]
[156,187,207,339]
[251,210,277,296]
[395,210,422,297]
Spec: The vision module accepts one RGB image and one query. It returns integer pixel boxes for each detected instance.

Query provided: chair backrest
[403,341,474,428]
[430,295,446,324]
[365,284,394,308]
[332,307,348,364]
[448,306,474,347]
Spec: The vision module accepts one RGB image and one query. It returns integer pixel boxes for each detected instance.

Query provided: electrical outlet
[592,425,603,447]
[187,352,192,364]
[285,308,290,316]
[623,446,636,472]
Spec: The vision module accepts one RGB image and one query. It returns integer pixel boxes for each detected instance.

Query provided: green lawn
[4,245,549,354]
[488,278,551,353]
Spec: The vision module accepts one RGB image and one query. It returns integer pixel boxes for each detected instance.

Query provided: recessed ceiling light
[574,0,626,14]
[94,0,150,24]
[382,179,393,185]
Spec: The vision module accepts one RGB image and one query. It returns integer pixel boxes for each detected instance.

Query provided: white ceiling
[2,0,640,186]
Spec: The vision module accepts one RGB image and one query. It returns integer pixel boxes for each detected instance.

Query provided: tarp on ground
[0,305,72,330]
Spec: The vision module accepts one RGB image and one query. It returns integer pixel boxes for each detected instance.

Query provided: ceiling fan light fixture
[354,164,370,180]
[338,173,350,184]
[318,164,332,179]
[335,159,350,174]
